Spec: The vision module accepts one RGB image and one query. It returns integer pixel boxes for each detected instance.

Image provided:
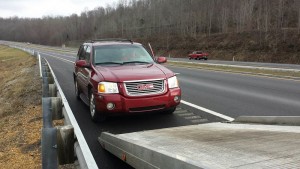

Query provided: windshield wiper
[122,61,152,65]
[95,62,122,65]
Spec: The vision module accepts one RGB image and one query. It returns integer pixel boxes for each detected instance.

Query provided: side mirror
[75,60,90,68]
[156,56,167,64]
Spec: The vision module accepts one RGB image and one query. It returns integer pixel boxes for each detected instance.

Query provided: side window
[78,45,86,60]
[85,46,91,62]
[77,45,82,60]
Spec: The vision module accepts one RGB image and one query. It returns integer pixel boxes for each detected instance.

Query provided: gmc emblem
[137,84,154,90]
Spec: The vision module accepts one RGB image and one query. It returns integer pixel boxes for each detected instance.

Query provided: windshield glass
[93,45,154,65]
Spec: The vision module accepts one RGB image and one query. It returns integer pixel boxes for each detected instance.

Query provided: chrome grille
[124,79,165,96]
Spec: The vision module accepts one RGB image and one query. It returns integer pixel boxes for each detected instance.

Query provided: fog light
[174,96,180,103]
[107,103,115,110]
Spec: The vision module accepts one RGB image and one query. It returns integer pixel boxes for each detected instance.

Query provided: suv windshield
[93,45,154,65]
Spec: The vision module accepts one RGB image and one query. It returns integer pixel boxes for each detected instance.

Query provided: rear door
[75,45,85,91]
[81,45,92,96]
[76,45,87,96]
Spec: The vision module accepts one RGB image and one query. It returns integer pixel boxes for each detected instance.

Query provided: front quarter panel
[90,67,102,93]
[155,64,176,79]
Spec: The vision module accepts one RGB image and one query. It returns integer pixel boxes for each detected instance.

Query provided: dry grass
[167,61,300,80]
[0,45,42,168]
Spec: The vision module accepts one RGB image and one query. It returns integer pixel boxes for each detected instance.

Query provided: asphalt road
[170,66,300,117]
[37,48,300,169]
[4,42,300,168]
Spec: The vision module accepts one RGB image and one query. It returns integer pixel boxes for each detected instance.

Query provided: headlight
[98,82,119,93]
[168,76,179,89]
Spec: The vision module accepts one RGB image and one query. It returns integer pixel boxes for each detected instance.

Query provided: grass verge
[0,45,42,168]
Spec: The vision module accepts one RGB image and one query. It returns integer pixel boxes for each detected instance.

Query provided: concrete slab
[234,116,300,126]
[104,123,300,169]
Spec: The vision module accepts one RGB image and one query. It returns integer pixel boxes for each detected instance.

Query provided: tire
[161,107,176,114]
[189,57,191,60]
[89,91,106,122]
[75,80,80,100]
[204,57,208,60]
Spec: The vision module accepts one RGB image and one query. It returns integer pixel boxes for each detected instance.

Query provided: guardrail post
[48,76,54,84]
[51,97,63,120]
[57,125,75,165]
[49,84,57,97]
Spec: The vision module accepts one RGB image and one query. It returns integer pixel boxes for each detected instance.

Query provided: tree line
[0,0,300,46]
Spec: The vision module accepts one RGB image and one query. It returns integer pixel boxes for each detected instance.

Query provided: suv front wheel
[89,91,106,122]
[75,79,80,100]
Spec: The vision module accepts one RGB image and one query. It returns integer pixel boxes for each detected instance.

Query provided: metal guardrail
[9,45,98,169]
[41,60,68,169]
[41,56,98,169]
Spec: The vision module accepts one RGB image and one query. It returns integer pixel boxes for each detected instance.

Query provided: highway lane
[170,66,300,117]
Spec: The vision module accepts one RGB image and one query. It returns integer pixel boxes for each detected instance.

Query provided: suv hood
[95,64,174,82]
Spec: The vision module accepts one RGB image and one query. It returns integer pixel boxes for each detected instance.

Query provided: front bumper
[94,88,181,115]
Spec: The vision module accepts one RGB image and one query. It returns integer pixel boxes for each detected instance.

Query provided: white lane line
[181,100,234,121]
[176,112,195,117]
[184,116,202,120]
[42,52,75,63]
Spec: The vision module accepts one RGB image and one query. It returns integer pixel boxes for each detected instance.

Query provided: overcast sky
[0,0,120,18]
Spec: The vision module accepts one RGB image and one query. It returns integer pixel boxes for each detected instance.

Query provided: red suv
[73,39,181,122]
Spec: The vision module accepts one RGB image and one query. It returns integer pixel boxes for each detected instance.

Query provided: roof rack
[85,38,133,44]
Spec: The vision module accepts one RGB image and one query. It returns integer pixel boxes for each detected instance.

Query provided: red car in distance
[188,51,209,60]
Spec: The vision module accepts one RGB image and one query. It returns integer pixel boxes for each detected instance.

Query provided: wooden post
[51,97,63,120]
[49,84,57,97]
[47,76,54,84]
[57,125,75,165]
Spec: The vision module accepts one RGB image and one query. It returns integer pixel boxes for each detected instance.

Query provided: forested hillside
[1,0,300,63]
